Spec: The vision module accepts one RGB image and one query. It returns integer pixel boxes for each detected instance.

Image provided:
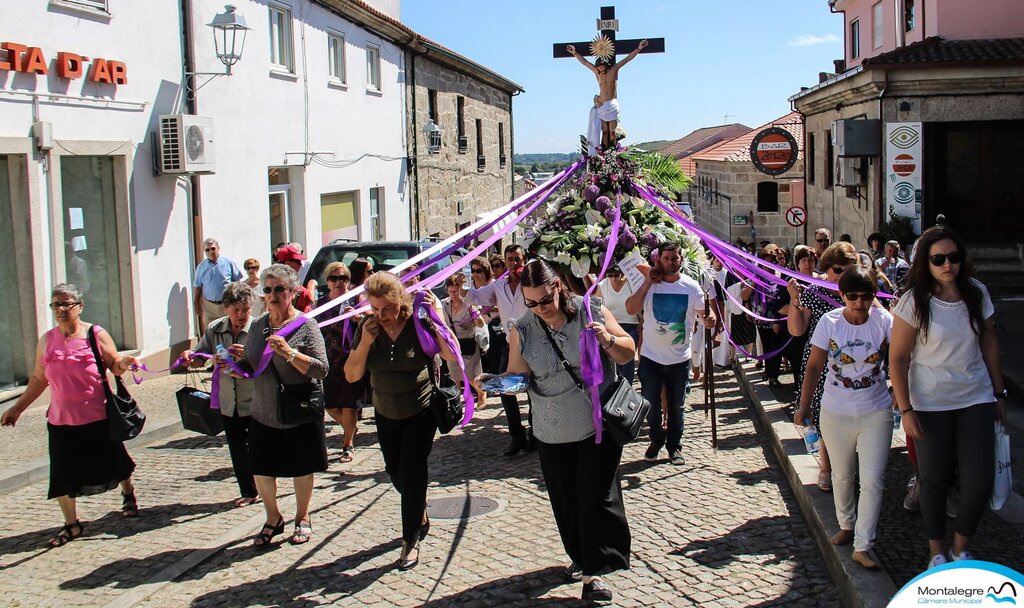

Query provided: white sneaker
[927,553,948,569]
[902,476,920,511]
[948,550,974,562]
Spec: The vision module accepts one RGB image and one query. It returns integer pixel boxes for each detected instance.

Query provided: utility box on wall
[833,119,880,157]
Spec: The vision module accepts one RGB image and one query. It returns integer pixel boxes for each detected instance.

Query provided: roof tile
[691,112,803,163]
[862,36,1024,68]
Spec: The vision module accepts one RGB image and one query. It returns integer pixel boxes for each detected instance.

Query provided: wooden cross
[552,6,665,67]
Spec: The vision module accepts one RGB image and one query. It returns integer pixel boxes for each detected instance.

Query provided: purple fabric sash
[714,275,788,323]
[411,291,476,426]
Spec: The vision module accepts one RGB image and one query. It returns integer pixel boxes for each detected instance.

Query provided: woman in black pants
[345,272,457,571]
[890,225,1008,569]
[752,245,800,386]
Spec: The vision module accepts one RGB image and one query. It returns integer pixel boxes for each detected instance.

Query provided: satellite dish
[186,125,205,162]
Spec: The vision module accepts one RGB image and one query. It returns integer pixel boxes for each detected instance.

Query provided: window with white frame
[268,4,294,72]
[328,33,346,83]
[366,45,381,91]
[369,187,384,240]
[54,0,109,12]
[872,2,884,49]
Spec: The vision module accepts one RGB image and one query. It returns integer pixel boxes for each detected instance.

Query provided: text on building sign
[0,42,127,85]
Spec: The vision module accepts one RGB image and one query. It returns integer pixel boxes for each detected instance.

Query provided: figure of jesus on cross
[567,39,648,151]
[554,6,665,155]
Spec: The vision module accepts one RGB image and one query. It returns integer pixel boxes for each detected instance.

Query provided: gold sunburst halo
[590,35,616,63]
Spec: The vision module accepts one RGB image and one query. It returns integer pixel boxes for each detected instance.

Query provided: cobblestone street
[0,371,838,607]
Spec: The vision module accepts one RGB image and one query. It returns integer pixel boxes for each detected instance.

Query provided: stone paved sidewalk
[0,372,839,607]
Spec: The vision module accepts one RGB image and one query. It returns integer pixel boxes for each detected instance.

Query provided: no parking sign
[785,206,806,227]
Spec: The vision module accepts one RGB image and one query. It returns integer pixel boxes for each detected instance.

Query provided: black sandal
[121,490,139,518]
[253,518,285,548]
[49,520,85,547]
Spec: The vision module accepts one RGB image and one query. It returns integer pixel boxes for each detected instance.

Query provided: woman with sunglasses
[469,257,503,375]
[788,242,858,493]
[241,264,329,547]
[798,267,894,569]
[478,259,635,603]
[443,275,486,406]
[890,226,1007,569]
[345,272,457,571]
[315,262,367,464]
[1,284,141,546]
[242,258,265,317]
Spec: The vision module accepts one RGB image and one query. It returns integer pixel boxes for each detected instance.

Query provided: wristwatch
[602,335,617,350]
[995,389,1009,399]
[286,350,298,363]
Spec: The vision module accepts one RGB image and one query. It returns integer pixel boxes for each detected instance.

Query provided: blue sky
[402,1,844,153]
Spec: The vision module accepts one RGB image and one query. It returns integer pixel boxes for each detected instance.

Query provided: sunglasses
[816,238,830,244]
[205,247,217,252]
[471,268,486,274]
[327,274,350,283]
[490,263,504,269]
[831,265,848,275]
[244,266,258,271]
[262,285,290,294]
[929,252,962,267]
[843,292,875,302]
[49,301,80,310]
[524,293,556,308]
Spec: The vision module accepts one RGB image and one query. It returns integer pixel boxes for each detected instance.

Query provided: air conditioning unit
[833,119,880,157]
[835,157,864,186]
[159,114,216,174]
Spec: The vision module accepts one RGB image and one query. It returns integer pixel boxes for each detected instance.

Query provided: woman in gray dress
[478,259,635,604]
[239,264,328,547]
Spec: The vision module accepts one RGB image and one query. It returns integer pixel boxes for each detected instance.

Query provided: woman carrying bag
[442,275,486,406]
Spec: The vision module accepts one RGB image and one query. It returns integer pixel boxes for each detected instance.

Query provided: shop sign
[732,215,749,226]
[0,41,127,84]
[885,122,922,230]
[749,126,799,176]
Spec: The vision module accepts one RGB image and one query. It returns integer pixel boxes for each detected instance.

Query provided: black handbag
[86,326,146,443]
[429,356,463,434]
[268,357,325,425]
[175,372,223,436]
[539,321,650,445]
[457,337,477,357]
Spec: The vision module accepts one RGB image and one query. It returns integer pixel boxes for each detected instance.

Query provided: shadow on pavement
[672,515,802,568]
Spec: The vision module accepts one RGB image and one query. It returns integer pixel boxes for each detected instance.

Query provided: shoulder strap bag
[538,319,650,445]
[268,354,325,426]
[86,326,146,442]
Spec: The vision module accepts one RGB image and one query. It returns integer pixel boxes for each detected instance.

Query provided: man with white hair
[193,237,243,332]
[813,228,832,272]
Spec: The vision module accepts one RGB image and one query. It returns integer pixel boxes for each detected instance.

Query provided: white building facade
[0,0,410,390]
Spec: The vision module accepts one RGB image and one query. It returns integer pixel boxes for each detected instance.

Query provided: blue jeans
[638,357,691,453]
[617,323,640,385]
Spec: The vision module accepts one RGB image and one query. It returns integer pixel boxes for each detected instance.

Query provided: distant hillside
[513,152,575,165]
[633,140,674,152]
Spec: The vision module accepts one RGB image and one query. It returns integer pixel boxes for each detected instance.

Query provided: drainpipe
[509,90,520,201]
[408,42,428,240]
[791,97,810,245]
[180,0,204,337]
[876,70,888,232]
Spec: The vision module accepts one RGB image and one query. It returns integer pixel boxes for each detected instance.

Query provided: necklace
[268,311,299,332]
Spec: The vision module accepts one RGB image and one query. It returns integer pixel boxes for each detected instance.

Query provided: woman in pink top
[1,284,140,547]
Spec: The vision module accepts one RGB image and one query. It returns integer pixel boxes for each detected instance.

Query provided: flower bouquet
[525,146,706,285]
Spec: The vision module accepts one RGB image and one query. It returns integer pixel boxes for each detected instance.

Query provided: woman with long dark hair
[478,259,636,603]
[890,225,1008,569]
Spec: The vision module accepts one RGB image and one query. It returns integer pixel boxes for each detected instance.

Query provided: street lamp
[209,4,249,74]
[423,120,442,154]
[186,5,250,96]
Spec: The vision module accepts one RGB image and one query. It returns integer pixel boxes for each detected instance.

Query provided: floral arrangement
[525,146,707,281]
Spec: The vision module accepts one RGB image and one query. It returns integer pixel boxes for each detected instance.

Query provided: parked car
[306,240,471,301]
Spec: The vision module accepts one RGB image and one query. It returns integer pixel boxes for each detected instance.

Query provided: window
[428,89,438,123]
[327,33,346,84]
[826,130,835,188]
[850,19,861,59]
[0,156,23,389]
[872,3,884,49]
[807,132,816,185]
[904,0,915,32]
[268,167,292,247]
[475,119,485,172]
[54,0,108,12]
[369,187,383,240]
[268,4,294,72]
[321,191,358,244]
[499,123,507,168]
[757,182,780,213]
[457,96,467,153]
[366,44,381,91]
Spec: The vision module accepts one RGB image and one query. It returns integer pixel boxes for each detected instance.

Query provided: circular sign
[892,153,916,177]
[893,181,915,205]
[749,127,799,176]
[785,206,807,227]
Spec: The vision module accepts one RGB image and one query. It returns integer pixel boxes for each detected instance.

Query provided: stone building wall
[691,161,805,250]
[408,56,514,238]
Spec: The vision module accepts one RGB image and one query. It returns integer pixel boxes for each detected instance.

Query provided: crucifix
[553,6,665,153]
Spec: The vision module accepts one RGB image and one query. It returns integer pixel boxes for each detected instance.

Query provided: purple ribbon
[411,291,477,427]
[715,275,788,323]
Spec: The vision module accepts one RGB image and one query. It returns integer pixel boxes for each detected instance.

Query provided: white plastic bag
[990,421,1012,510]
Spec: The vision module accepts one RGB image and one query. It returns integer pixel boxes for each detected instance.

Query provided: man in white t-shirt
[626,242,716,466]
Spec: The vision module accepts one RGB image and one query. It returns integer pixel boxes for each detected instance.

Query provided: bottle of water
[892,407,902,430]
[215,343,230,362]
[802,418,820,454]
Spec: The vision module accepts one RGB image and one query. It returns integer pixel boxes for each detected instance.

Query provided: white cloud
[788,33,841,47]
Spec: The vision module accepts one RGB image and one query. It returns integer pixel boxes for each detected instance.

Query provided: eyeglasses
[471,268,486,274]
[843,292,875,302]
[816,238,830,244]
[929,252,962,267]
[327,275,350,283]
[524,293,556,308]
[205,247,217,252]
[490,263,504,269]
[244,266,258,271]
[49,301,80,310]
[831,265,848,275]
[262,285,290,294]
